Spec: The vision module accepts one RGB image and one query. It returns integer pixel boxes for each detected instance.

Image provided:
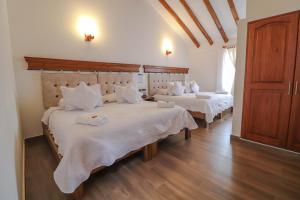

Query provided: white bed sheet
[42,101,197,193]
[153,92,233,123]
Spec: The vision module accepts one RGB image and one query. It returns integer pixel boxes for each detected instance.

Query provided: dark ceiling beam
[227,0,239,25]
[203,0,229,43]
[179,0,213,45]
[159,0,200,48]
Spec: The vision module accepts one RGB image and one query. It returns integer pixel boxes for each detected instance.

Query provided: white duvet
[154,92,233,123]
[42,101,197,193]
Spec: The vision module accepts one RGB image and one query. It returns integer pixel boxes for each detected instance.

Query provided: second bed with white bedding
[154,92,233,123]
[42,101,197,193]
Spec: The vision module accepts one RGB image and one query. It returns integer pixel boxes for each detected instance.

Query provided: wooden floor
[25,114,300,200]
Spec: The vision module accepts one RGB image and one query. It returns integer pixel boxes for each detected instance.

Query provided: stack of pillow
[59,81,142,111]
[59,82,103,111]
[156,80,200,96]
[114,84,142,103]
[185,80,200,94]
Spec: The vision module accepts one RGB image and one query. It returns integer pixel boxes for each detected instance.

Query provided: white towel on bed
[215,90,228,94]
[76,112,108,126]
[157,101,175,108]
[195,94,212,99]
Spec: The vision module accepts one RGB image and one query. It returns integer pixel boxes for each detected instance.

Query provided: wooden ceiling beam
[159,0,200,48]
[227,0,239,25]
[203,0,229,43]
[179,0,213,45]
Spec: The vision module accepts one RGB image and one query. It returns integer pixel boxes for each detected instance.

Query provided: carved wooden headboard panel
[41,72,136,108]
[41,73,98,108]
[148,73,186,96]
[25,57,140,108]
[143,65,189,96]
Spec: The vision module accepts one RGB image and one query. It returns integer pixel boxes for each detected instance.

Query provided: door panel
[248,90,281,137]
[287,18,300,153]
[242,12,299,147]
[252,23,287,82]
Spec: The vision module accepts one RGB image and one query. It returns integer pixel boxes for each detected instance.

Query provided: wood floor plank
[25,114,300,200]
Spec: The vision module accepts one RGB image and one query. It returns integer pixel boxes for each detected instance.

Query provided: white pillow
[103,93,117,103]
[172,82,185,96]
[115,85,127,103]
[115,84,142,104]
[60,82,103,111]
[190,81,200,93]
[185,81,192,93]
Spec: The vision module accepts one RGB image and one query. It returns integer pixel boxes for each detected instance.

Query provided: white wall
[232,0,300,136]
[188,39,237,92]
[7,0,189,138]
[0,0,23,199]
[188,43,224,91]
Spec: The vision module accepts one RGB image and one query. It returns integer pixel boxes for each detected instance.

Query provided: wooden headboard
[25,57,140,72]
[143,65,189,74]
[144,65,189,96]
[25,57,140,108]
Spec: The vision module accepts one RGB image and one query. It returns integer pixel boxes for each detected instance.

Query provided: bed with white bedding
[42,101,197,193]
[154,92,233,123]
[146,69,233,126]
[39,71,197,198]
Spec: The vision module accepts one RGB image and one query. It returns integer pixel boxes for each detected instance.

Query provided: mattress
[41,101,197,193]
[154,92,233,123]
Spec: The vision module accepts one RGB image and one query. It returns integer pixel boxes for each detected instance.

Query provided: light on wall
[77,16,98,42]
[166,50,172,56]
[162,38,173,56]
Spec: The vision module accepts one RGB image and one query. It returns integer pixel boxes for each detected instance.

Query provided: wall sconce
[166,50,172,56]
[77,16,98,42]
[162,38,173,56]
[84,34,94,42]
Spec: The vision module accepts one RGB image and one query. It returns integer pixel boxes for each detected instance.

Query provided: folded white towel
[215,90,228,94]
[196,94,211,99]
[157,101,175,108]
[76,112,108,126]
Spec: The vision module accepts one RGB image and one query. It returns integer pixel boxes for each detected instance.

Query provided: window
[221,47,236,94]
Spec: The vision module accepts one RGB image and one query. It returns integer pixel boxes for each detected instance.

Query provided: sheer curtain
[221,47,236,94]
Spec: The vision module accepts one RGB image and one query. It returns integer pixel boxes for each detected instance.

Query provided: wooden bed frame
[143,65,233,128]
[42,124,191,200]
[189,107,233,128]
[25,57,193,200]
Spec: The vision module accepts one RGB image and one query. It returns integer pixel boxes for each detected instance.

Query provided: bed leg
[203,121,209,129]
[72,184,84,200]
[184,128,191,140]
[217,112,223,119]
[143,142,158,162]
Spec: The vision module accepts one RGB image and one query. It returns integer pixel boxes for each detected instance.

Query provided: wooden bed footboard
[188,106,233,128]
[188,111,209,128]
[42,123,191,200]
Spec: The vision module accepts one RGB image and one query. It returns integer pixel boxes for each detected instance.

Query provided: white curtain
[221,47,236,94]
[227,48,236,66]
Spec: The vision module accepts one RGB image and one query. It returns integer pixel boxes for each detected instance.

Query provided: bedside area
[142,96,155,102]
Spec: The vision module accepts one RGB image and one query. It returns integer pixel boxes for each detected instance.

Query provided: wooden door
[242,12,299,147]
[287,17,300,152]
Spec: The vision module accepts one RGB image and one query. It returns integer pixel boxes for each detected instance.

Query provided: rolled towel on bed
[195,94,212,99]
[215,90,228,94]
[157,101,175,108]
[76,112,108,126]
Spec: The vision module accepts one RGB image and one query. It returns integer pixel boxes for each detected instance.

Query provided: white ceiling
[146,0,246,48]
